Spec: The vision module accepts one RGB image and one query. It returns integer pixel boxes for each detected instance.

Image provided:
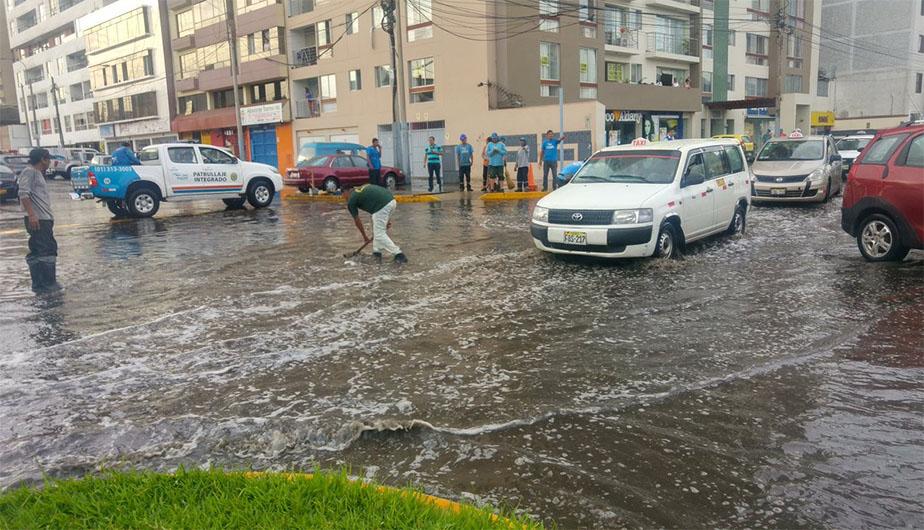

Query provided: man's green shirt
[347,185,394,217]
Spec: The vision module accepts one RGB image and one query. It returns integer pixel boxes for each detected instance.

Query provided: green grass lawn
[0,469,543,529]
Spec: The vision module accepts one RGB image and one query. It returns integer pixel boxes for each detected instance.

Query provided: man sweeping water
[344,184,407,264]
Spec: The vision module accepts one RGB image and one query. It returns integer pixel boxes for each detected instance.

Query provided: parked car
[713,134,756,161]
[0,154,30,175]
[295,142,366,167]
[284,154,406,193]
[750,133,843,202]
[531,138,750,259]
[0,164,17,201]
[71,143,283,218]
[44,148,100,179]
[841,123,924,262]
[835,133,874,178]
[46,155,68,178]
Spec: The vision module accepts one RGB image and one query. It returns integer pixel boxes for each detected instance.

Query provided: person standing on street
[539,130,565,191]
[112,142,141,166]
[486,133,507,192]
[19,148,61,292]
[515,137,530,192]
[480,139,490,192]
[455,134,474,192]
[424,136,444,193]
[366,138,383,186]
[344,184,407,264]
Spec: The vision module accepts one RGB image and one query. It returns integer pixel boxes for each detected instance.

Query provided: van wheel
[223,197,246,209]
[323,177,339,193]
[654,222,679,259]
[247,179,274,208]
[106,199,129,217]
[126,187,160,218]
[384,173,397,190]
[726,205,746,236]
[65,167,73,180]
[857,214,909,262]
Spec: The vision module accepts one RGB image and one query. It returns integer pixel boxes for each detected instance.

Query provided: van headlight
[532,206,549,222]
[808,168,825,183]
[612,208,653,224]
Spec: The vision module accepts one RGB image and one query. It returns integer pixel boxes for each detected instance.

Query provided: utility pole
[557,86,563,163]
[381,0,410,186]
[27,82,40,147]
[772,0,790,135]
[50,76,66,148]
[225,0,245,158]
[21,83,36,147]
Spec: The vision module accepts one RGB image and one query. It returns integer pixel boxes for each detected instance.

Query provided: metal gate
[249,126,278,169]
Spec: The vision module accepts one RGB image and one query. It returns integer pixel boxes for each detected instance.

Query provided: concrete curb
[481,191,548,201]
[282,193,441,204]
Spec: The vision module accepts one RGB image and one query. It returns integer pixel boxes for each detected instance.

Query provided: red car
[284,154,406,193]
[841,122,924,262]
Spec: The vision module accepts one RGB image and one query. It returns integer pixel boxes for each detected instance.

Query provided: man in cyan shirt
[424,136,444,193]
[112,142,141,166]
[366,138,383,186]
[454,134,474,192]
[344,184,407,264]
[486,133,507,192]
[539,130,566,191]
[18,148,61,292]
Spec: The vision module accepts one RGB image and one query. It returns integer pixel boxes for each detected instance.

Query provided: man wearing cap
[454,134,474,192]
[344,184,407,264]
[539,129,566,191]
[515,137,530,192]
[486,133,507,192]
[18,148,61,292]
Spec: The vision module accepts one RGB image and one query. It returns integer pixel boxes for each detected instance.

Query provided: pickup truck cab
[72,143,283,218]
[531,138,751,259]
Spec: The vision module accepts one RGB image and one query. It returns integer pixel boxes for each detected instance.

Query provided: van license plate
[563,231,587,245]
[771,188,786,196]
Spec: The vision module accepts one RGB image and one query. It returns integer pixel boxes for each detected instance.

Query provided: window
[179,52,197,79]
[746,33,768,64]
[212,88,237,109]
[579,0,592,21]
[28,92,48,110]
[168,147,198,164]
[863,134,909,164]
[85,8,149,53]
[657,66,685,86]
[540,0,560,32]
[73,113,88,131]
[201,147,235,164]
[725,146,745,172]
[579,48,596,98]
[728,74,735,91]
[41,119,52,135]
[703,24,713,60]
[917,73,923,94]
[372,6,384,28]
[653,15,689,54]
[94,91,158,123]
[375,65,393,87]
[346,12,359,34]
[64,115,72,132]
[751,0,769,11]
[24,65,44,83]
[540,41,560,97]
[320,74,337,112]
[702,72,713,93]
[704,149,729,178]
[177,9,194,37]
[784,74,803,93]
[683,153,705,184]
[332,156,353,168]
[139,147,159,162]
[407,0,433,41]
[900,135,924,167]
[606,61,628,82]
[90,50,154,90]
[248,81,283,103]
[728,30,736,46]
[745,76,768,97]
[349,69,362,91]
[69,81,92,101]
[66,51,87,72]
[631,63,642,83]
[238,28,280,62]
[236,0,277,14]
[350,155,369,168]
[408,57,435,102]
[178,94,207,115]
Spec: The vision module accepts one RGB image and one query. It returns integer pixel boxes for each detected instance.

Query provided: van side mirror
[830,153,842,163]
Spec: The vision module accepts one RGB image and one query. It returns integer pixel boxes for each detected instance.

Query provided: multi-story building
[8,0,102,148]
[0,0,31,151]
[819,0,924,131]
[695,0,833,141]
[285,0,705,179]
[165,0,294,172]
[76,0,178,153]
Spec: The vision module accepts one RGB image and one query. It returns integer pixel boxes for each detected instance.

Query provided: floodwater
[1,182,922,529]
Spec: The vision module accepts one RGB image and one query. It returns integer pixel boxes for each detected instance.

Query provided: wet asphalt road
[0,181,922,529]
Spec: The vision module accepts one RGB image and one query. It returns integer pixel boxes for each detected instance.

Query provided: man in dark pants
[366,138,383,186]
[424,136,443,192]
[19,148,60,292]
[539,129,565,191]
[454,134,474,192]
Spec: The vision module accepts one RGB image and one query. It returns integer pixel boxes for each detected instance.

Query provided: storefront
[745,107,776,145]
[605,110,685,146]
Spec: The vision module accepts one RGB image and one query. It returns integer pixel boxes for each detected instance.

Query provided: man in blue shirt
[486,133,507,192]
[366,138,383,186]
[454,134,474,192]
[112,142,141,166]
[539,130,566,191]
[424,136,444,193]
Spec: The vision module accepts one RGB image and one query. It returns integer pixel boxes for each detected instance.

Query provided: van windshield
[835,137,871,151]
[571,150,681,184]
[757,140,824,161]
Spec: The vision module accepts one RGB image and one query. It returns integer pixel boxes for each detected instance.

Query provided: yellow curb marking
[284,194,441,203]
[481,191,548,201]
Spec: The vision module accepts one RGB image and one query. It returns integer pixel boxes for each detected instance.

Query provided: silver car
[751,135,843,203]
[835,134,874,179]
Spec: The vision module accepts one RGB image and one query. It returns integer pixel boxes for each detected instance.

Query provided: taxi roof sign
[631,137,649,146]
[788,130,804,138]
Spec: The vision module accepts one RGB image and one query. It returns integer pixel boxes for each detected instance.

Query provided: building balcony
[645,33,700,64]
[172,33,195,52]
[237,3,284,36]
[176,76,198,92]
[193,56,288,92]
[604,28,640,55]
[293,46,318,67]
[168,0,196,10]
[646,0,701,14]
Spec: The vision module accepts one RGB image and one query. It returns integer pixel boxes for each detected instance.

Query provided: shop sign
[240,102,284,126]
[746,107,770,117]
[98,124,116,138]
[811,111,835,127]
[605,110,642,123]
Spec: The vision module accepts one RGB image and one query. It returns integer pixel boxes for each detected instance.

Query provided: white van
[531,138,751,258]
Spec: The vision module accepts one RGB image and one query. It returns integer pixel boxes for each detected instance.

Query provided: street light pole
[28,82,40,147]
[382,0,410,186]
[225,0,245,158]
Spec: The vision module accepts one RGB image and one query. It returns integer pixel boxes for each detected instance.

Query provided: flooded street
[1,181,922,528]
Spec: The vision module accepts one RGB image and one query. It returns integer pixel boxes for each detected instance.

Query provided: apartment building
[166,0,294,172]
[0,1,31,150]
[8,0,102,148]
[285,0,704,178]
[76,0,177,153]
[694,0,832,141]
[819,0,924,129]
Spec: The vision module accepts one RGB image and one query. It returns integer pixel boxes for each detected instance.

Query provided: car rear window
[859,134,909,165]
[572,150,681,184]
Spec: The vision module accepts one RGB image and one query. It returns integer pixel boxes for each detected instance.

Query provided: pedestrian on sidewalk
[515,137,530,192]
[424,136,444,193]
[480,139,490,191]
[344,184,407,264]
[540,130,565,191]
[19,148,61,292]
[455,134,474,192]
[366,138,383,186]
[486,133,507,192]
[112,142,141,166]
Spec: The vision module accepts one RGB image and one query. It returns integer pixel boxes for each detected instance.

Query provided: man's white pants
[372,199,401,255]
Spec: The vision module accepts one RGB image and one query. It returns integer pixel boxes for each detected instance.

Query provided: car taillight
[88,170,98,187]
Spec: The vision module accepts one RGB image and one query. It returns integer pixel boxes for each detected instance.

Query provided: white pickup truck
[71,143,284,218]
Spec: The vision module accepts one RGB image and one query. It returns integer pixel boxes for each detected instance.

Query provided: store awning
[704,98,776,110]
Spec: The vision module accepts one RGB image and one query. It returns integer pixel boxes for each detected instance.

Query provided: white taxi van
[531,138,751,258]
